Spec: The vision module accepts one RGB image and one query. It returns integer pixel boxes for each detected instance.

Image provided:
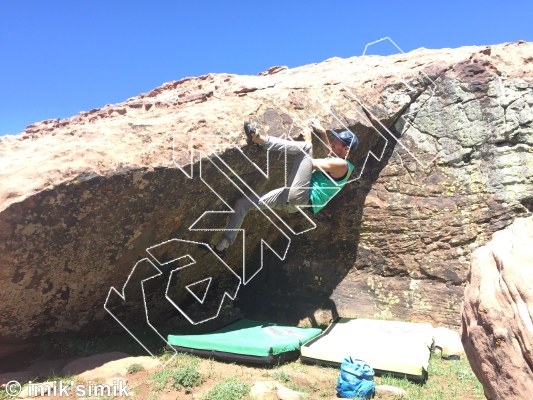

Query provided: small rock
[60,352,161,382]
[104,377,128,387]
[258,66,288,76]
[375,384,408,398]
[25,358,73,379]
[0,371,35,386]
[250,381,277,400]
[250,380,304,400]
[18,380,56,399]
[75,355,160,381]
[61,352,130,375]
[276,384,304,400]
[433,326,465,359]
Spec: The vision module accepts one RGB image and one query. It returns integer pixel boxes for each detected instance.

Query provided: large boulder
[1,41,532,356]
[461,216,533,400]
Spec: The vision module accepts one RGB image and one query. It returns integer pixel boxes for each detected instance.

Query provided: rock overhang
[0,41,532,357]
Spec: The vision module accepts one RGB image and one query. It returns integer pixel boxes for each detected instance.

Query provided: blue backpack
[336,357,376,398]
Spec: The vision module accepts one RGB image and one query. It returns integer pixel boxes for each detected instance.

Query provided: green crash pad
[167,319,322,364]
[300,318,434,381]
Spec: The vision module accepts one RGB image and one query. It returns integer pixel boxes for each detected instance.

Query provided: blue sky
[1,0,532,136]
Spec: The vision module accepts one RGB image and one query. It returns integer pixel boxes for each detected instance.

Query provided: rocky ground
[0,348,483,400]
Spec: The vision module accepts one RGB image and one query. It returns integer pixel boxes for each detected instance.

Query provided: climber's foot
[210,244,227,259]
[244,121,264,145]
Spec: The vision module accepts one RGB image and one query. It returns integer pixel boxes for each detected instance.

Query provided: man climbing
[211,120,358,258]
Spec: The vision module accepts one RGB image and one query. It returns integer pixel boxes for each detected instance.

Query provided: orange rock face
[0,42,532,359]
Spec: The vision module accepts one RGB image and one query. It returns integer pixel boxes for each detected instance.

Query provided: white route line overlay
[360,36,440,169]
[190,145,292,285]
[107,36,472,362]
[307,97,388,184]
[104,258,177,367]
[151,239,242,325]
[186,277,212,304]
[168,35,445,305]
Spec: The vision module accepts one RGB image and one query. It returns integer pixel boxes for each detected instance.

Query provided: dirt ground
[0,348,485,400]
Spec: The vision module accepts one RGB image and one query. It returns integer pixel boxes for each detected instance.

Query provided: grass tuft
[376,352,485,400]
[271,369,291,383]
[287,382,309,394]
[148,369,172,391]
[126,363,144,374]
[204,377,251,400]
[171,360,203,393]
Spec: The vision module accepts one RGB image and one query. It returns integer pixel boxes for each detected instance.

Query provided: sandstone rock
[104,376,128,385]
[276,384,304,400]
[60,354,158,382]
[75,355,159,381]
[24,358,73,379]
[259,66,288,76]
[61,352,130,375]
[250,380,304,400]
[375,384,408,398]
[433,327,465,359]
[0,344,34,360]
[103,377,129,396]
[1,42,532,355]
[0,371,35,386]
[462,216,533,400]
[17,380,55,399]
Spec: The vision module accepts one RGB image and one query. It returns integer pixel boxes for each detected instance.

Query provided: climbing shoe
[210,244,227,259]
[244,121,260,145]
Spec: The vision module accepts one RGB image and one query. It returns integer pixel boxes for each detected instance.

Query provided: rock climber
[211,119,358,258]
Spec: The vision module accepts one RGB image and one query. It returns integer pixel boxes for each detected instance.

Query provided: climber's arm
[312,158,348,179]
[308,119,332,158]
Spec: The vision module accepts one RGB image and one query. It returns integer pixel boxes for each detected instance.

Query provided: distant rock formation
[1,41,532,356]
[462,216,533,399]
